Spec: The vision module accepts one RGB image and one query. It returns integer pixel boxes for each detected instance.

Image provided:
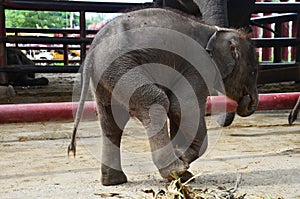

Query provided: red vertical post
[251,13,261,59]
[291,16,296,61]
[0,0,8,85]
[262,0,273,61]
[292,0,300,61]
[253,0,262,61]
[280,0,290,61]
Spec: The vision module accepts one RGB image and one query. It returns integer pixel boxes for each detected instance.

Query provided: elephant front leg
[169,102,208,164]
[132,85,189,181]
[97,103,129,186]
[181,116,208,164]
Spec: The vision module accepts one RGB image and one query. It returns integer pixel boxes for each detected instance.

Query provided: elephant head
[207,30,258,117]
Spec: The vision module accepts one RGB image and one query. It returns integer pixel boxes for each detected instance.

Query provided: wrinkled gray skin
[289,96,300,125]
[6,48,49,86]
[155,0,201,17]
[155,0,255,126]
[69,8,258,186]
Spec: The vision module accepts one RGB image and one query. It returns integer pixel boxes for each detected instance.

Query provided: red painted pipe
[206,92,300,113]
[0,101,97,124]
[0,92,299,124]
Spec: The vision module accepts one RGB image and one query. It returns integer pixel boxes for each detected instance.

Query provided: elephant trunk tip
[236,94,258,117]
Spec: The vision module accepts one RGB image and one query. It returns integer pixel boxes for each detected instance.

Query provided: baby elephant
[289,96,300,125]
[68,8,259,185]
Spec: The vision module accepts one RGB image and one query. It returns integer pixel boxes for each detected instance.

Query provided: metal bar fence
[0,0,153,84]
[251,0,300,83]
[0,0,299,85]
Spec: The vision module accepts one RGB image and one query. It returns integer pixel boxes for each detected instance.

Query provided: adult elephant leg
[227,0,255,29]
[194,0,229,27]
[132,83,189,180]
[155,0,201,17]
[95,92,129,186]
[289,96,300,125]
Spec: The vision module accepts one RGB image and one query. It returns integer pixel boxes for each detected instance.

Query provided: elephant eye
[249,66,257,76]
[250,69,258,76]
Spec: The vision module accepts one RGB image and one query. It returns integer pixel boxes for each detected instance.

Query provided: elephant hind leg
[96,100,129,186]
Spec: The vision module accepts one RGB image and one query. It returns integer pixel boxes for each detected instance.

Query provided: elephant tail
[68,56,93,157]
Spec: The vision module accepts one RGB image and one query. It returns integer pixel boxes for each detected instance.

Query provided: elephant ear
[229,38,240,61]
[207,30,241,79]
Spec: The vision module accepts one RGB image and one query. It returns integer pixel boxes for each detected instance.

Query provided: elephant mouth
[236,93,258,117]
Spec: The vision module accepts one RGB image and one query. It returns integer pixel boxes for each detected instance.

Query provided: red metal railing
[0,93,299,124]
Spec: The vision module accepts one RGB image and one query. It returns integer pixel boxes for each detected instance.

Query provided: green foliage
[86,13,106,28]
[5,10,79,28]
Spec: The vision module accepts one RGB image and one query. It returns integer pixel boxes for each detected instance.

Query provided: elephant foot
[101,164,127,186]
[288,110,298,125]
[175,148,199,165]
[167,170,194,183]
[158,158,189,181]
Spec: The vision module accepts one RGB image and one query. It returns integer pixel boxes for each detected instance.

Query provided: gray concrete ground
[0,111,299,198]
[0,74,299,198]
[0,85,15,99]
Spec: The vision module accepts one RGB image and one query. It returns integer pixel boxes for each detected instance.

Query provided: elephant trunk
[236,88,258,117]
[194,0,229,27]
